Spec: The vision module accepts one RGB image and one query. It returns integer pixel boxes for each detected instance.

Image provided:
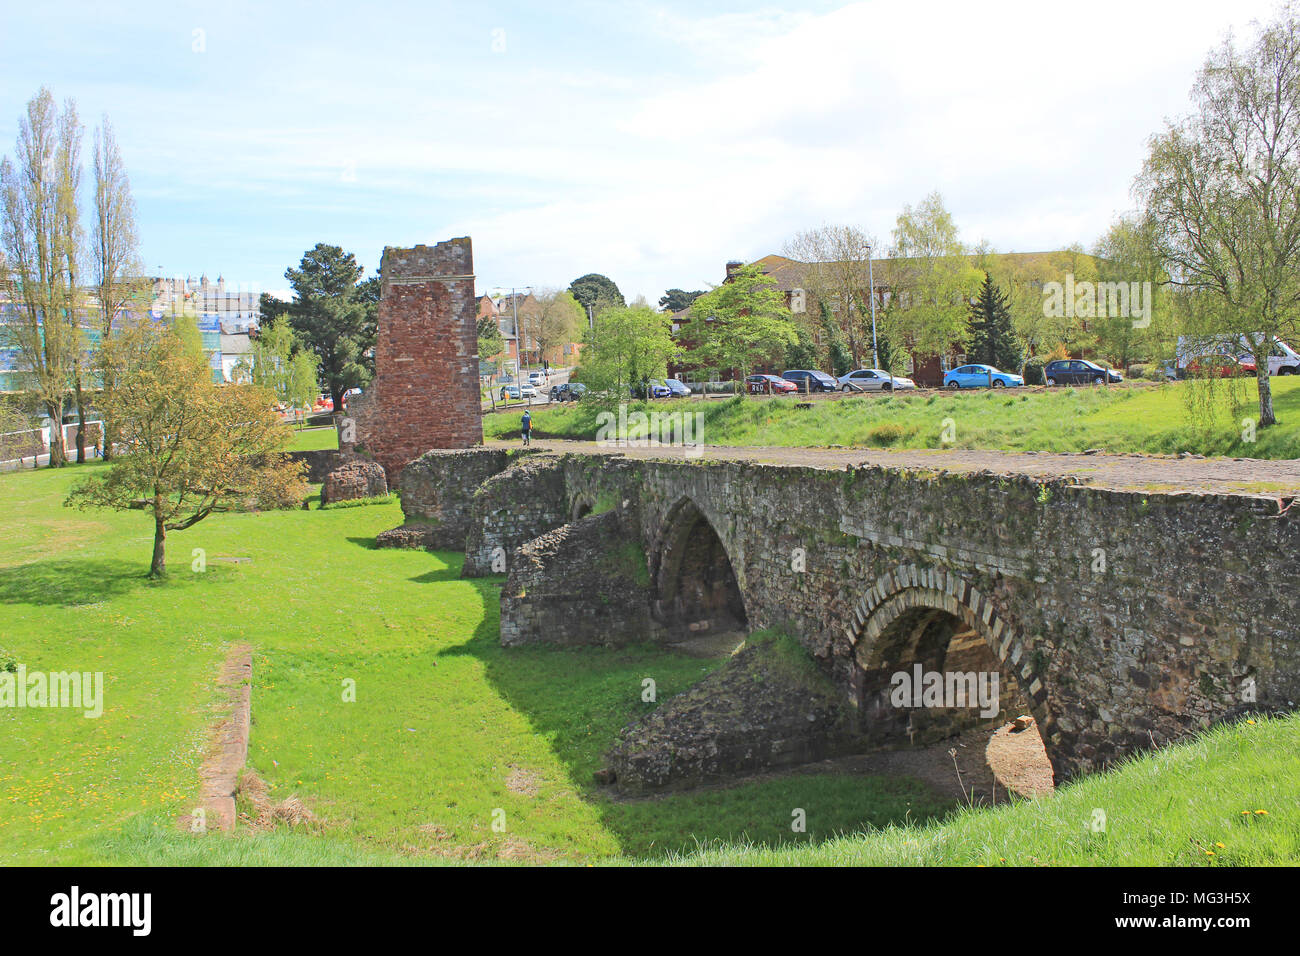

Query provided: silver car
[836,368,917,392]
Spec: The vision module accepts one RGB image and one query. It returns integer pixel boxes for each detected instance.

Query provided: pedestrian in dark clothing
[521,410,532,446]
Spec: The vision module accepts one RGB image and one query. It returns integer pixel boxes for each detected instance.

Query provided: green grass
[674,715,1300,866]
[284,426,339,452]
[485,379,1300,458]
[4,461,1296,866]
[0,463,947,864]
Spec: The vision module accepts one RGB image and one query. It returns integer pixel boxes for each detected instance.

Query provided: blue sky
[0,0,1285,304]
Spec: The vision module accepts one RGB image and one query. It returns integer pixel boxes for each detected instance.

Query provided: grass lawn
[0,462,948,865]
[285,426,339,452]
[3,461,1295,866]
[485,378,1300,458]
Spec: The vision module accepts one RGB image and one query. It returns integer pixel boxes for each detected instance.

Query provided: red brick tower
[357,237,483,478]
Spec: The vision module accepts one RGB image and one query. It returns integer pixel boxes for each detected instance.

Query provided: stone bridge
[382,444,1300,791]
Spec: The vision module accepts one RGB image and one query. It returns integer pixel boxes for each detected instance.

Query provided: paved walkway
[487,438,1300,497]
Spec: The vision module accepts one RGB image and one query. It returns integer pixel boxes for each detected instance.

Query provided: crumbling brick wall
[357,238,483,480]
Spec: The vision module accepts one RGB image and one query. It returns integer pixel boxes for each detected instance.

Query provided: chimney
[725,259,744,280]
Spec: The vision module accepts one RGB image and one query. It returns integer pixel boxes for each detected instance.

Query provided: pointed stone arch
[847,563,1061,776]
[649,496,748,639]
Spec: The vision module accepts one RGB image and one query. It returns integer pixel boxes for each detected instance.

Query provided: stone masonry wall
[357,238,482,480]
[375,448,515,550]
[463,455,569,577]
[500,508,662,647]
[407,447,1300,784]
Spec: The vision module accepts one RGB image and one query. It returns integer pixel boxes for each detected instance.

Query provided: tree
[257,291,290,328]
[237,321,320,421]
[0,88,84,467]
[659,289,705,313]
[90,114,143,461]
[578,303,678,397]
[67,318,305,577]
[477,313,505,364]
[528,289,583,364]
[1138,7,1300,427]
[784,224,879,367]
[283,244,376,413]
[684,263,798,386]
[968,272,1019,370]
[885,192,981,369]
[1091,215,1167,369]
[568,273,624,319]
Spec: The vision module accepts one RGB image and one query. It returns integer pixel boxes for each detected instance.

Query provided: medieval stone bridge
[379,440,1300,791]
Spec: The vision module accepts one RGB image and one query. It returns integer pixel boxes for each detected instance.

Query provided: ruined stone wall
[375,447,515,551]
[357,239,482,480]
[463,456,569,577]
[500,508,661,647]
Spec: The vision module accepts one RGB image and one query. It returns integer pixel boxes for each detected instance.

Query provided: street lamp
[865,242,879,369]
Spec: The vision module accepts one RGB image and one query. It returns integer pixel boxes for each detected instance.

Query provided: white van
[1178,335,1300,376]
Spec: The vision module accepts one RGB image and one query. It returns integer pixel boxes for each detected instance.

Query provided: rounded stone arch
[649,495,748,638]
[847,564,1060,764]
[569,493,595,522]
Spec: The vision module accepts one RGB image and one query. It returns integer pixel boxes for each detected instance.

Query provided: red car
[746,373,798,395]
[1186,354,1255,378]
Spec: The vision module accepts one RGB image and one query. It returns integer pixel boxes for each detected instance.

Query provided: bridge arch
[650,496,748,639]
[569,494,594,522]
[848,565,1060,776]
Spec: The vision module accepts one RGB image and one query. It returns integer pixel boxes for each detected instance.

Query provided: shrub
[868,422,907,445]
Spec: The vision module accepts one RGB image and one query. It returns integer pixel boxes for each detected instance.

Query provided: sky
[0,0,1287,306]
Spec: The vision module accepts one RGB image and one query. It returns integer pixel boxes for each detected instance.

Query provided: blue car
[943,364,1024,389]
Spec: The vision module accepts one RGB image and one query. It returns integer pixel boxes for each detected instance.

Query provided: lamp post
[866,242,879,369]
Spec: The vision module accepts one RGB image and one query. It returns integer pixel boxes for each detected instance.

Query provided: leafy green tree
[968,272,1019,370]
[477,313,505,364]
[1138,7,1300,427]
[67,318,305,577]
[578,303,678,398]
[684,263,798,386]
[529,289,584,364]
[283,244,376,413]
[257,291,290,327]
[659,288,705,313]
[568,273,625,318]
[885,191,982,367]
[238,321,320,422]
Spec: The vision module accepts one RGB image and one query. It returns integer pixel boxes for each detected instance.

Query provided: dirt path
[196,645,252,833]
[492,439,1300,497]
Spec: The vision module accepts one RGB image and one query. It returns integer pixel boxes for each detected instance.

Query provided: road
[485,438,1300,498]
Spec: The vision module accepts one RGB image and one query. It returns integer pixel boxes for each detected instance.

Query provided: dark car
[781,369,838,393]
[663,378,692,397]
[549,382,588,402]
[746,373,798,395]
[629,380,672,399]
[1043,359,1124,386]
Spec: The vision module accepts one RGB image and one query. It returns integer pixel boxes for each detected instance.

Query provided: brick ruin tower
[355,237,483,478]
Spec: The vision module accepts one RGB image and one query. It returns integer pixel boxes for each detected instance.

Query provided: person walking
[521,409,532,446]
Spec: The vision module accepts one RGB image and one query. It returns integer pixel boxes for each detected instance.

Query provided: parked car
[746,373,798,395]
[781,369,838,393]
[1042,360,1124,386]
[1184,354,1254,378]
[500,382,538,400]
[630,380,672,399]
[837,368,918,392]
[943,364,1025,389]
[548,382,587,402]
[528,370,548,386]
[664,378,692,397]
